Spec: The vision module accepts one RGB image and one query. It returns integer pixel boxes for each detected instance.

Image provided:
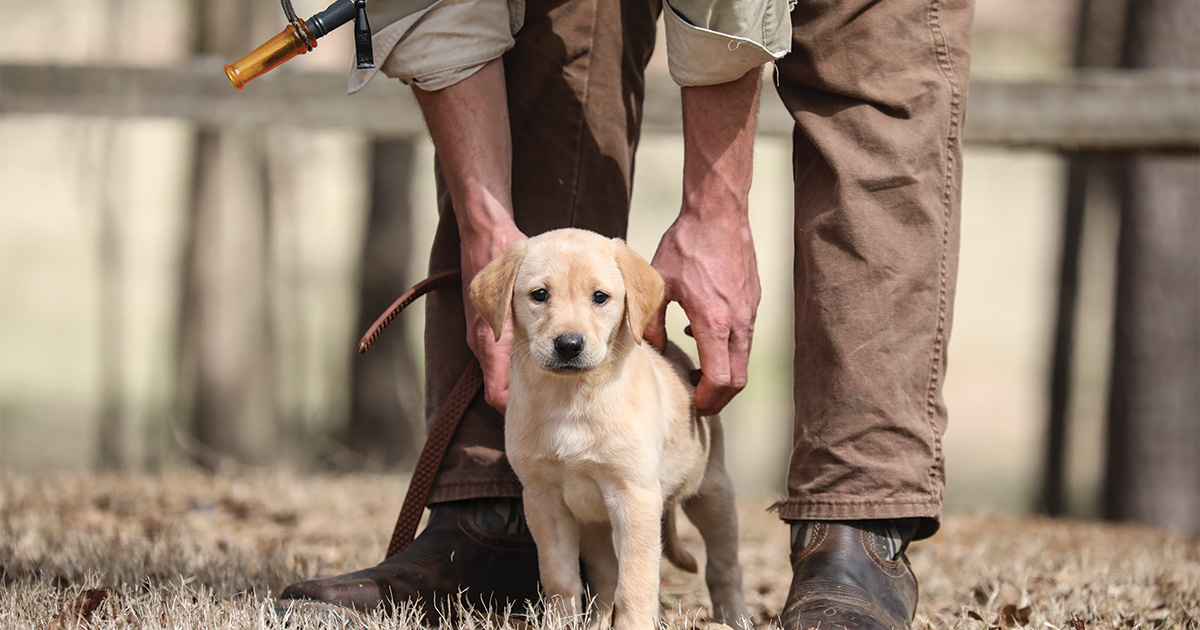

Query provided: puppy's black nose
[553,333,585,360]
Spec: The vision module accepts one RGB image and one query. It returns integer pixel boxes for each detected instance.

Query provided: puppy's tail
[662,507,699,573]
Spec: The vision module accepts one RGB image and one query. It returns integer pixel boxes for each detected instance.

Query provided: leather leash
[355,269,485,558]
[357,269,461,354]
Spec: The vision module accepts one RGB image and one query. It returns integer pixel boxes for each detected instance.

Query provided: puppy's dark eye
[592,291,610,305]
[530,289,548,303]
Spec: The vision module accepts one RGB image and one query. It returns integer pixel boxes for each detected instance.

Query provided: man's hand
[461,224,525,415]
[646,215,760,415]
[644,68,763,416]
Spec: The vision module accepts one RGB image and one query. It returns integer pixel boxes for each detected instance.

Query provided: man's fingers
[691,322,754,415]
[728,324,753,393]
[695,370,741,416]
[644,304,669,353]
[479,345,511,414]
[691,326,736,415]
[696,365,744,414]
[483,376,508,416]
[468,307,513,416]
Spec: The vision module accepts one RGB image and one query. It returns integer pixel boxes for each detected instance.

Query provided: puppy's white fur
[470,228,747,630]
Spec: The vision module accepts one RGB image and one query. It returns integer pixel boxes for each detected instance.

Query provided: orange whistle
[223,20,316,92]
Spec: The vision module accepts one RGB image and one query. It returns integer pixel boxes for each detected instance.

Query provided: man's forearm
[647,68,764,415]
[411,58,521,254]
[680,69,762,227]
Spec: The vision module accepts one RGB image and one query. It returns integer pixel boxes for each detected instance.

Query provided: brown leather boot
[278,499,540,621]
[781,521,920,630]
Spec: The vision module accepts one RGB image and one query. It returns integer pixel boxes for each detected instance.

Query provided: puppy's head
[469,229,664,374]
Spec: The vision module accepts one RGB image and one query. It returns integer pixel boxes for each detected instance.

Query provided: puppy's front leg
[580,522,618,630]
[609,486,663,630]
[523,486,584,622]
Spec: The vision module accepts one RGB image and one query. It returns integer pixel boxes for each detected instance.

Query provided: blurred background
[0,0,1196,535]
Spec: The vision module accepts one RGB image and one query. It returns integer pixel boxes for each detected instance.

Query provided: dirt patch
[1,471,1196,628]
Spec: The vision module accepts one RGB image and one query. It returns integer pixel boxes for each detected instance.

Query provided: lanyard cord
[280,0,316,50]
[280,0,299,24]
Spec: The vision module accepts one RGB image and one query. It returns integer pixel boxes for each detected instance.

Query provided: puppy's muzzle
[553,333,585,361]
[539,332,591,372]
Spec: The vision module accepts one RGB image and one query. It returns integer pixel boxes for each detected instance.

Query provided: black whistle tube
[354,0,373,69]
[308,0,357,38]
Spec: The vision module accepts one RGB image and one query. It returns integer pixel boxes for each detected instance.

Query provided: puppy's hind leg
[682,427,749,625]
[580,522,618,630]
[662,504,698,573]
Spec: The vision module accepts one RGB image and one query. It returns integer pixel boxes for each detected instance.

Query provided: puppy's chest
[513,414,624,471]
[549,416,610,462]
[509,415,643,523]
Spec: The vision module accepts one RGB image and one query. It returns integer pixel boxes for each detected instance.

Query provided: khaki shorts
[349,0,790,93]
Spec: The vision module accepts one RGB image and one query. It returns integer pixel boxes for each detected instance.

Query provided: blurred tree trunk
[96,125,125,470]
[1104,0,1200,535]
[1041,0,1127,516]
[176,0,278,468]
[95,0,126,470]
[346,140,423,467]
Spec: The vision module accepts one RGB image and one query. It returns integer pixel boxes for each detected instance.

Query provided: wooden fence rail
[2,61,1198,152]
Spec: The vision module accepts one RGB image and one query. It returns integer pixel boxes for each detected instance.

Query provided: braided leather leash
[357,269,462,354]
[384,361,481,558]
[355,270,485,559]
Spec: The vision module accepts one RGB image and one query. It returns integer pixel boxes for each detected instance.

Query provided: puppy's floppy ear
[469,240,527,341]
[613,239,664,345]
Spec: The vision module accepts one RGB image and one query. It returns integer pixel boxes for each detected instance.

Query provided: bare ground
[1,471,1196,629]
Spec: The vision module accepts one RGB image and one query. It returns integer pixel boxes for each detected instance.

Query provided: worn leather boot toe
[781,521,919,630]
[279,499,540,621]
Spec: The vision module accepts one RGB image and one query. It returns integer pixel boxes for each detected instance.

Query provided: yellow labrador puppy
[469,228,747,630]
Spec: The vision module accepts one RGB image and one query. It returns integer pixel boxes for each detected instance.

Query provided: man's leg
[773,0,973,627]
[280,0,660,618]
[423,0,661,504]
[280,60,540,619]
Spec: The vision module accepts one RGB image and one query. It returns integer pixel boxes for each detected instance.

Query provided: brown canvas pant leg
[773,0,973,538]
[422,0,661,504]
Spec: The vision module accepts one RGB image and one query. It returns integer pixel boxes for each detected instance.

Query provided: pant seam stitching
[923,0,962,501]
[566,3,601,229]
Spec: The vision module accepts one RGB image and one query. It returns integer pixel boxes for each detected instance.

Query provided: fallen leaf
[49,588,109,630]
[996,603,1032,628]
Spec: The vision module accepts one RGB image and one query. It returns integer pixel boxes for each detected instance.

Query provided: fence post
[1103,0,1200,535]
[176,0,279,468]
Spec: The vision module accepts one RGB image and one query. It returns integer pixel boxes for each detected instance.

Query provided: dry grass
[1,471,1196,629]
